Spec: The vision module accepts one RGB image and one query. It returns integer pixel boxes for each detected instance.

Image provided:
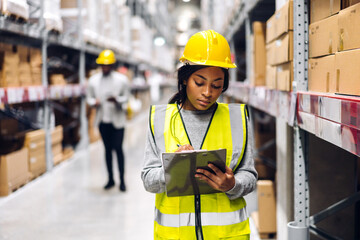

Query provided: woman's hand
[175,144,194,152]
[195,164,235,192]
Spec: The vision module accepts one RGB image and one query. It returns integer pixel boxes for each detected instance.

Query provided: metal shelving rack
[0,0,172,172]
[221,0,360,239]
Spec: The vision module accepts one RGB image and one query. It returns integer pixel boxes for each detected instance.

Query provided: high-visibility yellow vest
[150,103,250,240]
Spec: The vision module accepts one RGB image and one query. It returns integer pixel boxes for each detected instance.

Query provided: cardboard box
[335,49,360,96]
[309,14,338,58]
[28,147,46,178]
[53,153,63,165]
[0,148,29,196]
[31,67,42,85]
[24,129,46,147]
[256,180,277,233]
[338,3,360,51]
[276,61,293,92]
[61,0,78,8]
[63,147,74,161]
[1,65,20,87]
[267,31,293,66]
[49,74,66,85]
[29,48,42,67]
[276,0,290,10]
[51,125,63,144]
[17,45,29,62]
[342,0,360,8]
[266,65,277,89]
[308,55,336,93]
[266,1,293,43]
[252,22,267,86]
[310,0,341,23]
[19,62,32,86]
[52,143,62,156]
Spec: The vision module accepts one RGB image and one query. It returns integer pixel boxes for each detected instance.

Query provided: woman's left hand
[195,164,235,192]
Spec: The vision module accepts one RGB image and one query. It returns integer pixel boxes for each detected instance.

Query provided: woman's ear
[183,80,187,86]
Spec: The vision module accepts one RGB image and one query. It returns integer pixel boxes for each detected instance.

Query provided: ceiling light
[183,0,191,2]
[154,36,166,46]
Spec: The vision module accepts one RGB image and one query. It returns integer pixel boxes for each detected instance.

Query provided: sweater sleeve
[225,117,258,200]
[141,125,166,193]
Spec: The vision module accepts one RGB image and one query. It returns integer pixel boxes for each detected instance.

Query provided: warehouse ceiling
[168,0,201,47]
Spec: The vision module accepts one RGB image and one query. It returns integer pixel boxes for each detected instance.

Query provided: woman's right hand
[175,144,194,152]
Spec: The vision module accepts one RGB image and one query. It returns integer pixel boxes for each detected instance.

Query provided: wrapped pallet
[1,0,29,20]
[29,0,62,32]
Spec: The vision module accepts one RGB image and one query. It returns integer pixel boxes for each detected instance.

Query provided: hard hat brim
[96,58,116,65]
[179,57,237,69]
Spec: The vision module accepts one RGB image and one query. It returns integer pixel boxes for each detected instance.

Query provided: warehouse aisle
[0,111,154,240]
[0,109,260,240]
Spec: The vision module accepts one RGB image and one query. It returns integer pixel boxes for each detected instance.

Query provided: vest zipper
[195,194,204,239]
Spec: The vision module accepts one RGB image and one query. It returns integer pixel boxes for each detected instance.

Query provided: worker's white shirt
[87,71,130,129]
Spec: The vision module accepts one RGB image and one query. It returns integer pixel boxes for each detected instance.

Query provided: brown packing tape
[326,72,330,92]
[336,69,340,92]
[329,32,332,54]
[339,28,344,51]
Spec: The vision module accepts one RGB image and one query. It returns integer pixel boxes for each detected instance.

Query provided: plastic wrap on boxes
[1,0,29,19]
[29,0,62,32]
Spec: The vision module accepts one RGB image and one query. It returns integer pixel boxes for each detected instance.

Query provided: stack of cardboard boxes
[30,48,42,85]
[51,125,64,165]
[0,43,42,88]
[0,148,29,196]
[0,44,20,87]
[24,129,46,179]
[251,180,277,239]
[309,0,360,96]
[0,0,29,20]
[266,1,294,91]
[251,22,267,87]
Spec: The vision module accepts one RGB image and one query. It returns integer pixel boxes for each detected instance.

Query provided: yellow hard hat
[96,49,116,65]
[179,30,236,68]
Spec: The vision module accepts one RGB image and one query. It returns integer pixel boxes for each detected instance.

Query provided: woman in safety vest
[141,30,258,240]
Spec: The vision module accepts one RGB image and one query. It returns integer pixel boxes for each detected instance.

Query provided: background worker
[141,30,257,239]
[87,49,130,191]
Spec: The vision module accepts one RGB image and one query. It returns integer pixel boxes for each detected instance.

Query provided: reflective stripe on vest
[155,207,248,227]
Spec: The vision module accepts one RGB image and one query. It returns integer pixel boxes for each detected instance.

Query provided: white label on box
[30,143,37,149]
[30,157,37,163]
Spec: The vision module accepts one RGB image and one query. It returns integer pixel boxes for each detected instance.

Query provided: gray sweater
[141,104,258,200]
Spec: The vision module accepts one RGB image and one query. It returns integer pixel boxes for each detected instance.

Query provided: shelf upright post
[288,0,310,239]
[77,0,89,151]
[245,15,252,85]
[40,0,53,171]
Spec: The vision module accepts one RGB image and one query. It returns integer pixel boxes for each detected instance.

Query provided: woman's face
[183,67,225,111]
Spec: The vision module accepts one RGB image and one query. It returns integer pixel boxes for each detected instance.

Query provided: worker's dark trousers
[99,123,125,184]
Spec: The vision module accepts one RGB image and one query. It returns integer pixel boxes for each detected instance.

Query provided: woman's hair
[168,64,229,105]
[168,64,229,145]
